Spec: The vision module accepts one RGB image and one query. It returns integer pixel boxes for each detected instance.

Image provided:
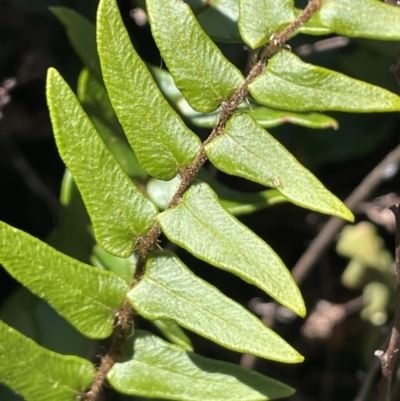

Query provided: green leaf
[147,170,287,215]
[0,320,95,401]
[91,244,136,284]
[50,7,101,79]
[77,68,148,180]
[151,319,193,352]
[239,0,295,49]
[319,0,400,40]
[108,330,295,400]
[148,59,337,130]
[47,68,158,257]
[296,8,332,36]
[158,182,305,317]
[249,49,400,112]
[97,0,201,180]
[187,104,338,130]
[47,170,94,264]
[195,0,241,43]
[128,251,302,362]
[0,221,128,339]
[246,105,338,129]
[205,112,353,221]
[337,223,394,270]
[146,0,244,112]
[0,288,92,359]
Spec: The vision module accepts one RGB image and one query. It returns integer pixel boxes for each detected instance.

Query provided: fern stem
[84,1,324,399]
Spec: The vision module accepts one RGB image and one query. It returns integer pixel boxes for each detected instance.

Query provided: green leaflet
[108,331,295,400]
[0,222,128,339]
[50,7,101,79]
[128,251,302,362]
[205,112,353,221]
[195,0,241,43]
[91,244,136,284]
[239,0,295,49]
[296,8,332,36]
[246,106,338,129]
[0,287,92,359]
[319,0,400,40]
[249,49,400,112]
[151,319,193,352]
[146,0,244,112]
[148,63,338,130]
[47,68,158,257]
[188,105,338,130]
[97,0,201,180]
[78,68,147,180]
[147,172,286,215]
[0,321,95,401]
[157,182,305,317]
[46,170,94,264]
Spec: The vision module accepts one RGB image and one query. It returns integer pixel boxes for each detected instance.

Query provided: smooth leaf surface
[47,68,158,257]
[146,0,244,112]
[108,330,295,400]
[205,112,353,221]
[50,7,101,79]
[319,0,400,40]
[46,170,94,264]
[247,106,338,129]
[97,0,201,179]
[0,321,95,401]
[249,50,400,112]
[158,182,305,317]
[91,244,136,284]
[239,0,295,49]
[152,319,193,352]
[128,251,302,362]
[78,68,147,180]
[196,0,241,43]
[0,221,128,339]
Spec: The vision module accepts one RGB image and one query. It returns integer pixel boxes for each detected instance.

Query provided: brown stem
[83,0,324,398]
[83,300,133,400]
[376,205,400,401]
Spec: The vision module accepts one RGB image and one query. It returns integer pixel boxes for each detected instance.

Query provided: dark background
[0,0,400,400]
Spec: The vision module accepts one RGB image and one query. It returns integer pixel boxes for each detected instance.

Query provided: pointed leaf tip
[46,68,158,257]
[158,182,306,317]
[205,112,354,222]
[249,50,400,113]
[129,251,303,362]
[97,0,201,179]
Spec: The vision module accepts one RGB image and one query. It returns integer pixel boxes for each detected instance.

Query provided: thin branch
[376,205,400,401]
[83,300,133,400]
[129,0,325,284]
[240,143,400,370]
[292,142,400,285]
[83,1,325,398]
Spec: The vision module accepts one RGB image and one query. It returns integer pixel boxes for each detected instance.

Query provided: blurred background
[0,0,400,400]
